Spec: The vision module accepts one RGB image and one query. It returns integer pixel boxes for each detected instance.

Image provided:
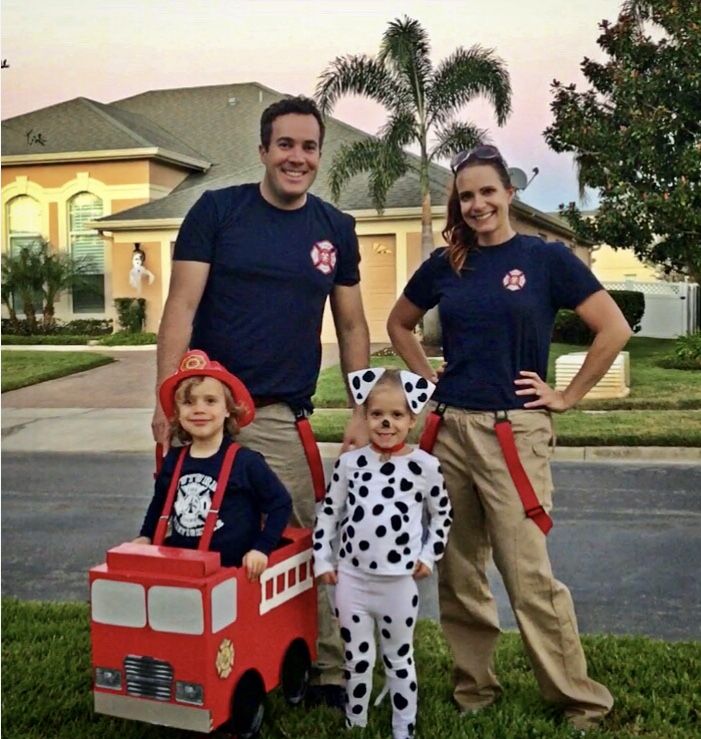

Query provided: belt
[252,396,285,408]
[419,405,553,535]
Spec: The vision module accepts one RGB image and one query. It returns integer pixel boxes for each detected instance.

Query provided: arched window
[7,196,41,255]
[69,192,104,312]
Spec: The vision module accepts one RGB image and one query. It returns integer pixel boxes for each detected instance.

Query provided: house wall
[1,160,185,327]
[590,243,658,282]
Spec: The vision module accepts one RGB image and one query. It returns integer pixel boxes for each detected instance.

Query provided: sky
[1,0,624,212]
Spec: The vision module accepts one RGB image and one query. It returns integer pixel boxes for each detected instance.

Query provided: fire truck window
[212,579,237,632]
[277,573,286,594]
[288,568,297,587]
[266,579,274,600]
[299,561,307,581]
[91,580,146,627]
[148,586,204,634]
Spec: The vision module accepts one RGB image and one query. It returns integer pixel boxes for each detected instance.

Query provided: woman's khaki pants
[434,407,613,728]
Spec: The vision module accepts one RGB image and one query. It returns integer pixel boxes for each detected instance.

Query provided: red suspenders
[153,442,241,547]
[419,407,553,535]
[293,410,327,503]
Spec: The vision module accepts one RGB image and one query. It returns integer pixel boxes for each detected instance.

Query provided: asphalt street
[2,452,699,642]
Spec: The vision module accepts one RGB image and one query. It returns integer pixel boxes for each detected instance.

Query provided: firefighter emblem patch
[216,638,235,678]
[310,240,337,275]
[502,269,526,291]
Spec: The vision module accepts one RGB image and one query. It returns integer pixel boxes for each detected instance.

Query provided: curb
[1,344,155,352]
[317,442,701,464]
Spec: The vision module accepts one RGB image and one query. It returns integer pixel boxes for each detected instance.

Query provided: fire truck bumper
[95,691,212,732]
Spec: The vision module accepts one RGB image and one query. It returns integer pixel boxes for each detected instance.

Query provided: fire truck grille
[124,655,173,701]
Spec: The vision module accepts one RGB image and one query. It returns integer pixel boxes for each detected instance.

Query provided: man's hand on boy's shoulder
[341,408,369,452]
[243,549,268,581]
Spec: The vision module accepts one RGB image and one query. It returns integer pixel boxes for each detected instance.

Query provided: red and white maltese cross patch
[310,240,337,275]
[502,269,526,291]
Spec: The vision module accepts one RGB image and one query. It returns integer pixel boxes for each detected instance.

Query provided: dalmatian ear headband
[348,368,436,414]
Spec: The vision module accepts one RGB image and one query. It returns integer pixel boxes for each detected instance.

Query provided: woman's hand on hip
[514,371,571,413]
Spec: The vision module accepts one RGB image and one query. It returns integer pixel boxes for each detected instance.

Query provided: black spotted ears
[348,368,435,413]
[399,370,435,414]
[348,368,386,405]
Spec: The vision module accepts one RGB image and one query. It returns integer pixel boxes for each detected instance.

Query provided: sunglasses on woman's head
[450,145,504,174]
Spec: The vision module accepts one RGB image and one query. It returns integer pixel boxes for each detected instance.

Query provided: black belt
[252,396,285,408]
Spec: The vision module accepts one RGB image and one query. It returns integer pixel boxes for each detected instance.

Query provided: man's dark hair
[260,96,325,151]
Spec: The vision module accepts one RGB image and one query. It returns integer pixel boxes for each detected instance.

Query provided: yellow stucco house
[2,82,593,342]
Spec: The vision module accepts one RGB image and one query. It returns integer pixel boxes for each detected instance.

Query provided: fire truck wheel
[281,639,311,706]
[226,670,265,739]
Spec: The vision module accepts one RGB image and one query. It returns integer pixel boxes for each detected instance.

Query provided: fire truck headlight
[175,681,204,705]
[95,667,122,690]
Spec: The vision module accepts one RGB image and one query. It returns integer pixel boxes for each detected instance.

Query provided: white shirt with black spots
[313,446,452,578]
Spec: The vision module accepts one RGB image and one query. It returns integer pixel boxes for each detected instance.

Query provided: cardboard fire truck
[89,526,317,737]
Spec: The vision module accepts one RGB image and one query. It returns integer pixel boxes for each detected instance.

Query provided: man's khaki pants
[237,403,344,686]
[433,407,613,728]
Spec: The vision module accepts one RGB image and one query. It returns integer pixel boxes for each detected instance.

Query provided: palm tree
[315,16,512,343]
[1,245,43,332]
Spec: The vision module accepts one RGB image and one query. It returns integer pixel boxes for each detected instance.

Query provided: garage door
[320,234,397,344]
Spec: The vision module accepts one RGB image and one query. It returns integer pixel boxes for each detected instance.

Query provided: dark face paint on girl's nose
[382,419,390,428]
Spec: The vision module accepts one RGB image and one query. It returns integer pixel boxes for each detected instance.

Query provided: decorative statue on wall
[128,244,155,296]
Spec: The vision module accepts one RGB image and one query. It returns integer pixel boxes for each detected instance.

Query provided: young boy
[134,350,292,579]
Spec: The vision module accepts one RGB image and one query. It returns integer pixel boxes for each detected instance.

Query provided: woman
[387,145,631,732]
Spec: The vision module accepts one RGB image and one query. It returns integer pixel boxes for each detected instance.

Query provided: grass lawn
[311,337,701,445]
[310,408,701,446]
[1,350,114,393]
[2,598,699,738]
[313,338,700,411]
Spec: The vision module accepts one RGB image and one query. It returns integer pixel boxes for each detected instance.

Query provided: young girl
[135,350,292,580]
[313,368,452,739]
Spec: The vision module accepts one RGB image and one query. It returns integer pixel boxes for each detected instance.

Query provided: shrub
[657,333,701,370]
[2,334,91,345]
[1,318,112,337]
[609,289,645,334]
[113,298,146,333]
[99,330,157,346]
[552,290,645,345]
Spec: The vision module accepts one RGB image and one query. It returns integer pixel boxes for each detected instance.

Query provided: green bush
[113,298,146,333]
[656,333,701,370]
[552,289,645,345]
[609,289,645,333]
[674,332,701,361]
[2,334,91,345]
[1,318,112,336]
[98,331,157,346]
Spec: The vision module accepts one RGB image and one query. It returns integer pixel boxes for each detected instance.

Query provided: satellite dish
[508,167,528,190]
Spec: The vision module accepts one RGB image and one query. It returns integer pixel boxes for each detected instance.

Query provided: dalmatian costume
[314,369,452,739]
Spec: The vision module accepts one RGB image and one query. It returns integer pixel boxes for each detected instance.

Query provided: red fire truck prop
[89,526,317,737]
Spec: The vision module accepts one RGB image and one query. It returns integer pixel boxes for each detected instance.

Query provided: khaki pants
[237,403,344,685]
[434,407,613,727]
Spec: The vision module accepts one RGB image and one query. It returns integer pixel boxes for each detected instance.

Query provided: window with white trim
[69,192,105,312]
[7,195,42,256]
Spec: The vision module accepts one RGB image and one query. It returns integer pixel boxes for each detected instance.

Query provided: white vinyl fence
[603,281,700,339]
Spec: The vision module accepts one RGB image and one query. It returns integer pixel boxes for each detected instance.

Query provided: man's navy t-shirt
[174,184,360,412]
[403,234,603,411]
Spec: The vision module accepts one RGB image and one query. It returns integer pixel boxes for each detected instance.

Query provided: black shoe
[305,684,346,711]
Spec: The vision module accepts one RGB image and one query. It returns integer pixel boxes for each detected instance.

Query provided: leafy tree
[315,16,511,342]
[545,0,701,283]
[2,246,43,332]
[2,240,96,333]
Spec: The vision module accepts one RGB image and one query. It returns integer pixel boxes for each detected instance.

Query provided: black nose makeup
[382,419,390,428]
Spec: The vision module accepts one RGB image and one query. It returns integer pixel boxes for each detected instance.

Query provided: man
[152,96,370,706]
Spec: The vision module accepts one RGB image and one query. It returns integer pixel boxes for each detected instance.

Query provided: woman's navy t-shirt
[403,234,603,411]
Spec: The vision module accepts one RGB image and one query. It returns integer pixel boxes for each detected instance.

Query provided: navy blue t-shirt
[174,184,360,412]
[140,438,292,567]
[404,234,603,411]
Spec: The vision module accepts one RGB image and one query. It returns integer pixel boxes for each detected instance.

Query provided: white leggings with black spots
[335,568,419,739]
